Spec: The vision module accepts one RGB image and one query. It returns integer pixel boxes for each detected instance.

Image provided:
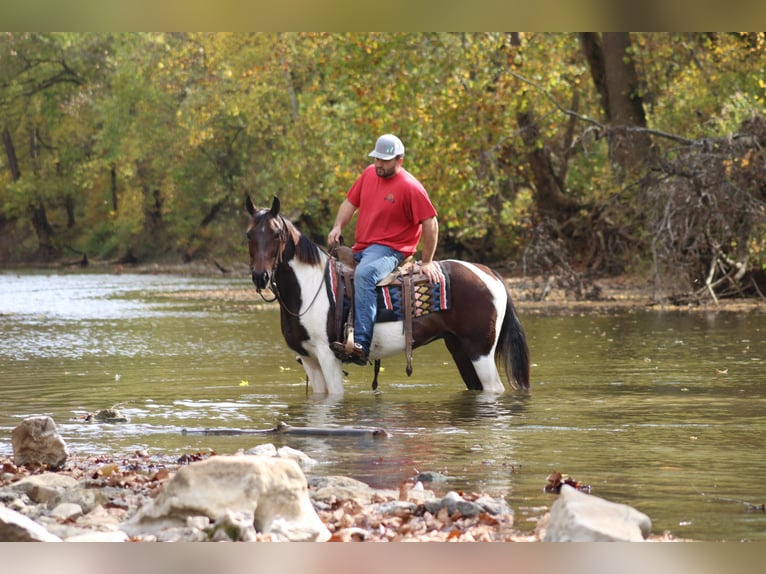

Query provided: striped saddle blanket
[375,265,451,323]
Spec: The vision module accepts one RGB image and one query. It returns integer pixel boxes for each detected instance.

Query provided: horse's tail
[496,284,530,391]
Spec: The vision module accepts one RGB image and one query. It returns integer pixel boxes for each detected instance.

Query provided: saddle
[331,245,434,378]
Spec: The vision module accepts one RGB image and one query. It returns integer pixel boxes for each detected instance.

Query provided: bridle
[252,213,330,318]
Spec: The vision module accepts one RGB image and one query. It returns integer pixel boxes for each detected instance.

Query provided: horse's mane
[284,218,323,267]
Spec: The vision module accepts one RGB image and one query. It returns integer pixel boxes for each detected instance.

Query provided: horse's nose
[251,270,270,290]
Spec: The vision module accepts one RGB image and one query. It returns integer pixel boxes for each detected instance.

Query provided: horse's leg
[297,355,328,394]
[470,354,505,393]
[444,335,505,392]
[443,335,483,391]
[313,345,346,395]
[372,359,381,390]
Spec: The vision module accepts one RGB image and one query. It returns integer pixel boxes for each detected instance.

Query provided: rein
[257,215,330,318]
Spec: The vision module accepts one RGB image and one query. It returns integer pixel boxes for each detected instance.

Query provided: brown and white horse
[246,196,530,395]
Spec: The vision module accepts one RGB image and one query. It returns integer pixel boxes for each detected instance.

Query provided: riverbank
[1,443,679,543]
[151,265,765,316]
[4,258,764,315]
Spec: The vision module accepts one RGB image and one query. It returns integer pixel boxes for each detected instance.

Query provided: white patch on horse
[288,255,344,394]
[446,260,508,393]
[369,322,406,358]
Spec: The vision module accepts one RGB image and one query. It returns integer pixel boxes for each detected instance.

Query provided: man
[328,133,440,366]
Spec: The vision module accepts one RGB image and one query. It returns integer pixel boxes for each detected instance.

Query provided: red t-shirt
[346,165,437,256]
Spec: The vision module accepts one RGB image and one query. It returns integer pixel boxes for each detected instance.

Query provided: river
[1,269,765,541]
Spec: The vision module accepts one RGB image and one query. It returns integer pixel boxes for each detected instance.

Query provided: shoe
[330,341,369,366]
[347,343,370,366]
[330,341,349,359]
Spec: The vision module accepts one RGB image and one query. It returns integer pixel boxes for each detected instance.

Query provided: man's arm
[418,216,440,282]
[327,199,357,247]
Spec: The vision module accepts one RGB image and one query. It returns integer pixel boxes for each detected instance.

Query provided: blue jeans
[353,244,405,354]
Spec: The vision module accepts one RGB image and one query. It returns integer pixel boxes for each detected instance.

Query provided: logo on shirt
[384,193,396,204]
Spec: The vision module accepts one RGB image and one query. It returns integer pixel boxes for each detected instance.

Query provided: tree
[580,32,653,175]
[0,33,80,259]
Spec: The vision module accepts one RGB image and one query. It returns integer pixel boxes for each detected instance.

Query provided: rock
[246,443,278,457]
[0,506,62,542]
[122,454,330,542]
[308,475,378,506]
[209,510,257,541]
[64,530,130,542]
[245,443,318,470]
[75,504,129,530]
[542,484,652,542]
[11,416,69,469]
[50,502,83,521]
[412,470,450,483]
[371,500,418,515]
[154,526,208,542]
[423,491,513,519]
[474,494,514,516]
[277,445,318,469]
[57,486,108,514]
[6,473,79,505]
[89,408,129,423]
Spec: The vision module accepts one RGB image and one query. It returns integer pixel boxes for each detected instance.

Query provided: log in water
[182,421,390,438]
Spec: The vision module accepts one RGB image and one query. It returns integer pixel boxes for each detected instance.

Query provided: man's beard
[376,165,396,178]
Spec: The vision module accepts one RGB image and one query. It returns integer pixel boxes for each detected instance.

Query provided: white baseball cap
[369,134,405,160]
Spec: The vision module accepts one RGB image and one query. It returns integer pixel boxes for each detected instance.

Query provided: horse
[245,196,530,395]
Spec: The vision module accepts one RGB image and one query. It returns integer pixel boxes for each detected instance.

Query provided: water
[1,270,765,541]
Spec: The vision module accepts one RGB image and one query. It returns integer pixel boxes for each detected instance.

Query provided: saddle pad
[327,261,451,324]
[376,263,451,323]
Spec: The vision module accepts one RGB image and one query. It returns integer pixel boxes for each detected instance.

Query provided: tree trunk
[507,32,580,220]
[0,128,21,236]
[516,110,580,218]
[136,160,164,238]
[110,165,118,212]
[601,33,653,173]
[29,198,56,260]
[582,33,653,175]
[579,33,610,122]
[2,128,22,181]
[65,195,76,228]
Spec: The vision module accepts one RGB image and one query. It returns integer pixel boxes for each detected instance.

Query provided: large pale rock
[11,416,69,469]
[0,506,62,542]
[543,485,652,542]
[123,454,330,542]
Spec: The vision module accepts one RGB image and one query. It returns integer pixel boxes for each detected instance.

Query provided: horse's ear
[245,195,256,216]
[270,196,281,216]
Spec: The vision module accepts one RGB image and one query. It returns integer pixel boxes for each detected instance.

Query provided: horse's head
[245,196,287,291]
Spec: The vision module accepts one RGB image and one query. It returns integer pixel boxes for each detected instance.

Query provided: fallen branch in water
[182,420,390,438]
[694,488,766,512]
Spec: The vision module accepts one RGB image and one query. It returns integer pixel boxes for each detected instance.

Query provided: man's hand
[327,225,342,248]
[420,261,441,284]
[328,199,357,248]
